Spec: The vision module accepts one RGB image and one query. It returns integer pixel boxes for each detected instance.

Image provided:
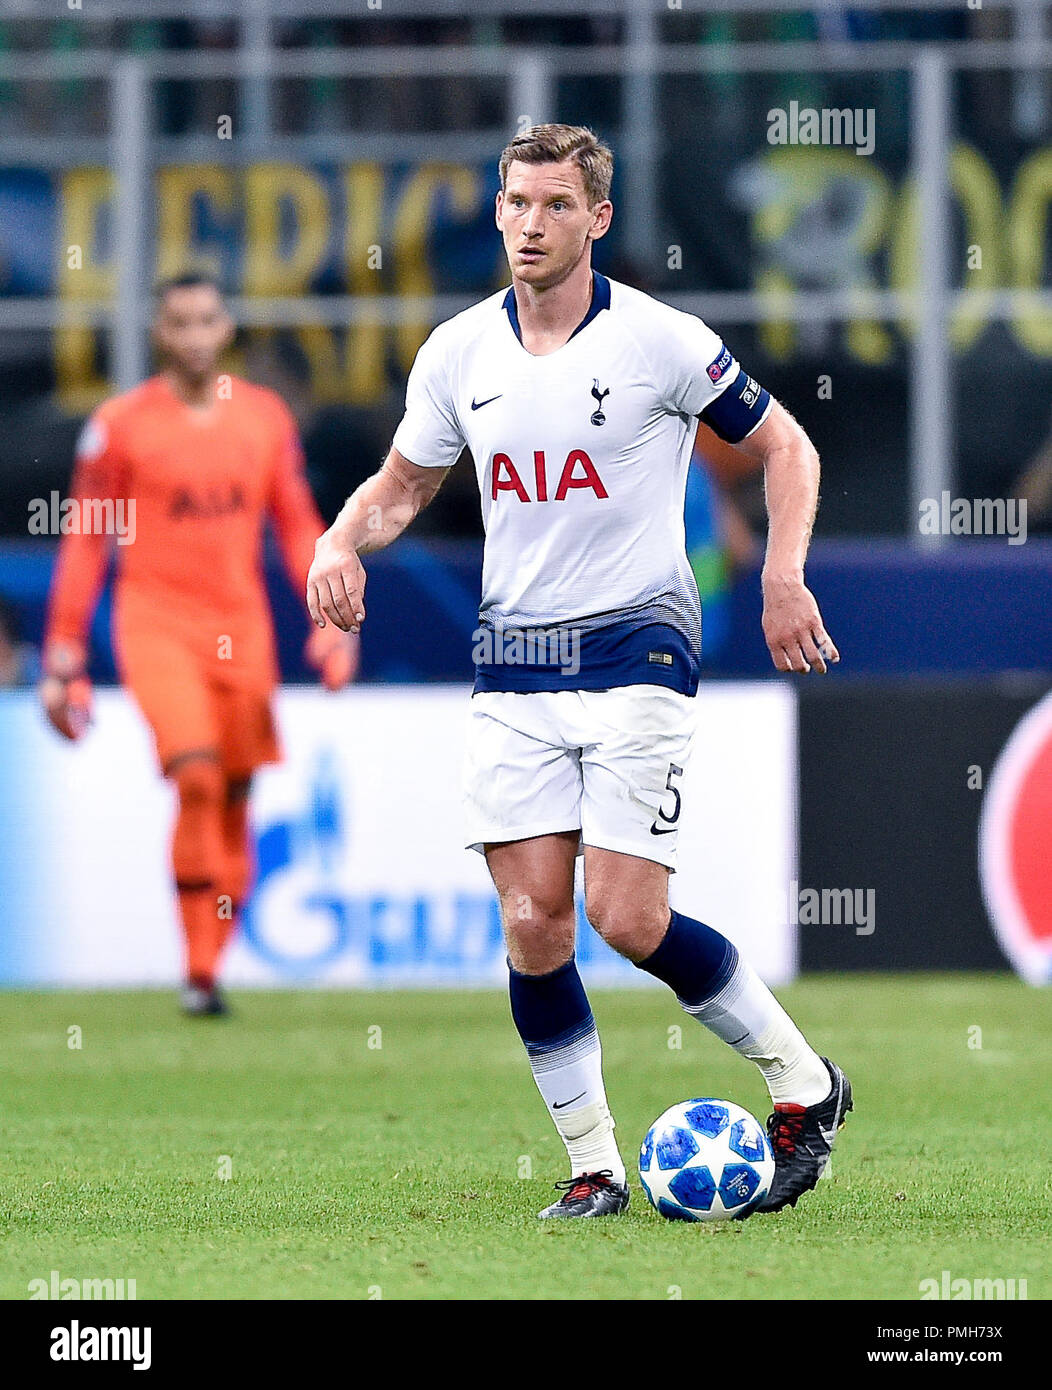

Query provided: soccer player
[307,125,851,1215]
[42,274,357,1016]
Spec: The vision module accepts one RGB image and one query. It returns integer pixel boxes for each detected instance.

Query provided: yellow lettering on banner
[889,143,1002,352]
[344,161,385,404]
[155,164,235,282]
[242,162,333,395]
[55,167,113,413]
[1008,148,1052,356]
[49,147,1048,414]
[953,146,1001,350]
[392,163,480,373]
[750,149,892,364]
[243,163,330,295]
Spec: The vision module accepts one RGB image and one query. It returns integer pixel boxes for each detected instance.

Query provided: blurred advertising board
[0,682,797,988]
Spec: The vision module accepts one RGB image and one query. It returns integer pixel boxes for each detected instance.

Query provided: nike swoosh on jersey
[470,394,503,410]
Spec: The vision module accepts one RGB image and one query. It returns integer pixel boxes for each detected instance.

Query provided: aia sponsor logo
[168,482,247,520]
[490,449,608,502]
[979,689,1052,984]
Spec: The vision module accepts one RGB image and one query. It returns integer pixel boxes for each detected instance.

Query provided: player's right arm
[40,410,124,739]
[307,447,449,632]
[308,322,464,633]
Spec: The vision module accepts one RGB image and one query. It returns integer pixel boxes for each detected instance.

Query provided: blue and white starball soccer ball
[639,1098,775,1222]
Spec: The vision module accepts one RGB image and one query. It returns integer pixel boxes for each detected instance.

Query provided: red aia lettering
[534,450,548,502]
[491,453,529,502]
[490,449,607,502]
[554,449,608,501]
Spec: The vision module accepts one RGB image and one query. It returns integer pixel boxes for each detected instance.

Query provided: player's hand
[304,624,360,691]
[307,529,366,634]
[39,639,93,740]
[761,574,839,675]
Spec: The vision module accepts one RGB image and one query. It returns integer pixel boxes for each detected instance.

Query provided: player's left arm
[266,406,360,689]
[730,400,839,675]
[660,312,838,676]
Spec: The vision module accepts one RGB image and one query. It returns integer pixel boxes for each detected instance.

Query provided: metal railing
[0,0,1042,15]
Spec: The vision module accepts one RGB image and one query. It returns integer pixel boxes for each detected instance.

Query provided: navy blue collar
[502,271,610,347]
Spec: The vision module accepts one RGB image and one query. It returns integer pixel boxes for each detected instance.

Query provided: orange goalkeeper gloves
[40,638,93,741]
[304,625,360,692]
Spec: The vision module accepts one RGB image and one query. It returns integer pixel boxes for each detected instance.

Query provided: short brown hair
[154,272,225,309]
[499,124,613,207]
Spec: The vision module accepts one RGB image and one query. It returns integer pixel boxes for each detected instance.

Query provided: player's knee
[499,891,575,972]
[170,756,225,884]
[498,879,573,930]
[585,890,668,961]
[171,755,225,810]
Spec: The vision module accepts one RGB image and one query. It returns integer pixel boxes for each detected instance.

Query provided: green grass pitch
[0,974,1047,1301]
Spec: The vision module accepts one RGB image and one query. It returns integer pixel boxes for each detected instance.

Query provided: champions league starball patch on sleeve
[706,344,734,384]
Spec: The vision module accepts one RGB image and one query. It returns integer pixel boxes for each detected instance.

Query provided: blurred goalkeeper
[41,274,358,1016]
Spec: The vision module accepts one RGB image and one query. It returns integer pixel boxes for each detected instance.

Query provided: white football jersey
[392,273,770,693]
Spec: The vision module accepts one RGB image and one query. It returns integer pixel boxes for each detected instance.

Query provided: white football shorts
[463,685,699,869]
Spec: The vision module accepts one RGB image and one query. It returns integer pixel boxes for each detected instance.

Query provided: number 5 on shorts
[649,762,684,837]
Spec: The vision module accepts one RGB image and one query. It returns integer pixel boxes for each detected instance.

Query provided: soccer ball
[639,1098,775,1222]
